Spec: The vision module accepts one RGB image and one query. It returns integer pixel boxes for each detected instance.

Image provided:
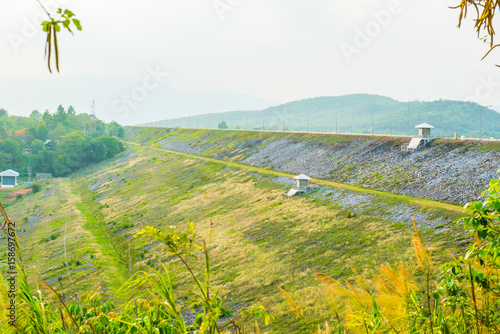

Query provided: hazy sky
[1,0,500,123]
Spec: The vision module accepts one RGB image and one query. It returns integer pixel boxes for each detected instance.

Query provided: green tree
[0,152,14,170]
[218,121,229,129]
[0,109,7,118]
[51,122,67,141]
[54,105,67,124]
[30,139,46,155]
[34,150,56,174]
[42,110,53,129]
[29,110,42,122]
[55,131,90,173]
[27,127,37,139]
[94,119,106,137]
[36,120,49,140]
[106,121,122,137]
[0,139,22,165]
[0,126,7,140]
[52,155,72,176]
[89,137,124,162]
[67,105,76,116]
[117,127,125,138]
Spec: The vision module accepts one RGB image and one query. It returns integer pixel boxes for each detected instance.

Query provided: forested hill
[0,106,125,178]
[141,94,500,139]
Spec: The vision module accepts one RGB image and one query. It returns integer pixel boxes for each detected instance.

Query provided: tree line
[0,105,125,178]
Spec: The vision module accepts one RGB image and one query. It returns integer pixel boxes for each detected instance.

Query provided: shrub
[31,183,42,193]
[16,193,23,200]
[218,121,229,129]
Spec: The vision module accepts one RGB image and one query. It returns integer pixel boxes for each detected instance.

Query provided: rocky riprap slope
[136,128,499,205]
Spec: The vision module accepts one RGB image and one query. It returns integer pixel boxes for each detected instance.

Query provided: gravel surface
[157,131,499,204]
[268,177,451,231]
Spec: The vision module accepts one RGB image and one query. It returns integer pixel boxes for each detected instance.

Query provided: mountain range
[141,94,500,139]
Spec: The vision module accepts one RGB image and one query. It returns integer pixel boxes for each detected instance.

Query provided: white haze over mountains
[0,75,273,125]
[1,72,498,125]
[1,0,500,124]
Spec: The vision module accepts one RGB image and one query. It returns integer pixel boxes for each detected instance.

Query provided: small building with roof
[415,123,435,138]
[0,169,19,188]
[283,174,312,198]
[402,123,436,152]
[294,174,311,192]
[44,139,56,150]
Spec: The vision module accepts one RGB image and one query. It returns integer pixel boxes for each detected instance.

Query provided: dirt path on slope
[59,179,129,299]
[125,141,463,214]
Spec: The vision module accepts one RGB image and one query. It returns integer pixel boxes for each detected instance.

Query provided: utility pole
[27,166,31,185]
[371,110,374,136]
[282,109,286,131]
[90,100,96,132]
[480,107,488,140]
[407,102,410,136]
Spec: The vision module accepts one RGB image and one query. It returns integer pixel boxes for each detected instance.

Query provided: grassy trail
[126,141,463,214]
[63,178,130,300]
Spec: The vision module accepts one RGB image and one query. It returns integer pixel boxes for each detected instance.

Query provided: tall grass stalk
[279,178,500,333]
[0,203,269,333]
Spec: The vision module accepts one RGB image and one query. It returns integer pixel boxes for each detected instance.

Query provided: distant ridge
[139,94,500,139]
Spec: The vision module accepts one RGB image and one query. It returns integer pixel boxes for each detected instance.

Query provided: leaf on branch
[42,21,51,32]
[72,19,82,31]
[40,8,82,73]
[63,9,75,18]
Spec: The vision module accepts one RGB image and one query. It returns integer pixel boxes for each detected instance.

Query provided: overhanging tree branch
[37,0,82,73]
[452,0,500,65]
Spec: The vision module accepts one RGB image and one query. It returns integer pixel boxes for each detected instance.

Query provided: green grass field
[0,129,474,332]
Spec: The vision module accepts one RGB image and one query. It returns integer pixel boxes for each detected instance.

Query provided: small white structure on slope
[294,174,311,192]
[402,123,435,152]
[416,123,434,138]
[0,169,19,188]
[284,174,312,198]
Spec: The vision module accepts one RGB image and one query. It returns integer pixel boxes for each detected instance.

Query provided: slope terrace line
[125,141,463,214]
[65,178,130,297]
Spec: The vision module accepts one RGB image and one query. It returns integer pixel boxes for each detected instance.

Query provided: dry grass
[1,142,466,332]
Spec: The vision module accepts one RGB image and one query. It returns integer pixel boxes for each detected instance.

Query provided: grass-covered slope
[77,144,465,331]
[2,135,472,332]
[1,179,130,299]
[127,127,500,205]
